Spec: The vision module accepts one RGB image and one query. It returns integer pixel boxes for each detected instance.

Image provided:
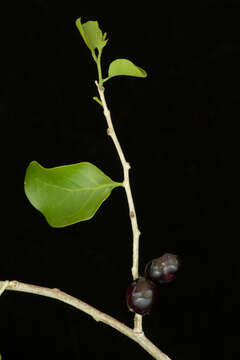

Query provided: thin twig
[0,280,171,360]
[95,81,142,333]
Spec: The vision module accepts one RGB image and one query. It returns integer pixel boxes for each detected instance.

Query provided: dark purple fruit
[145,253,180,284]
[126,277,157,315]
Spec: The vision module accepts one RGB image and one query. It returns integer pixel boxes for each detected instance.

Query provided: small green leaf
[93,96,103,106]
[75,17,108,52]
[24,161,122,228]
[107,59,147,80]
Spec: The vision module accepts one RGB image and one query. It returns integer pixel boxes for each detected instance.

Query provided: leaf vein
[34,177,119,192]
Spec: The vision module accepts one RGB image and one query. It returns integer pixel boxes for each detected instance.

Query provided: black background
[1,0,240,359]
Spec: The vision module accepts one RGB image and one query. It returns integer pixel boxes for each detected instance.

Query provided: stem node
[130,211,135,218]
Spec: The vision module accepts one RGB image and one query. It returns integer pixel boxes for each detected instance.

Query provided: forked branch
[0,81,172,360]
[1,18,173,360]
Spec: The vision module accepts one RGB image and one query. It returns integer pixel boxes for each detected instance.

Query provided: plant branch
[0,280,171,360]
[95,81,141,281]
[95,80,142,333]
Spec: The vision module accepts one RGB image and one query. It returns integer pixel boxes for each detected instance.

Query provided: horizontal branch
[0,280,171,360]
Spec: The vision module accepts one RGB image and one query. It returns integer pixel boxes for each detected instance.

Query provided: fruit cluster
[126,253,180,315]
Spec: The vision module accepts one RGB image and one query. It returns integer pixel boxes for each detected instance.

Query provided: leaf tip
[75,17,82,30]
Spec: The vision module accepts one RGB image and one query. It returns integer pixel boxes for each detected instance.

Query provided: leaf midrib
[34,177,121,193]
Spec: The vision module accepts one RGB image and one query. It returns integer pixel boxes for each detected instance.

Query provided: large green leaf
[24,161,122,228]
[75,17,108,52]
[107,59,147,80]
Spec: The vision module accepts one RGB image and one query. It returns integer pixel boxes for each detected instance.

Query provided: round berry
[145,253,180,284]
[126,277,157,316]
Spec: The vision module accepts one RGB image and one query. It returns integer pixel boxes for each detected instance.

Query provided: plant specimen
[0,17,180,360]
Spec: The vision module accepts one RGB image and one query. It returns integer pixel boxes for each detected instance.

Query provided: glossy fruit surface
[126,277,157,315]
[145,253,180,284]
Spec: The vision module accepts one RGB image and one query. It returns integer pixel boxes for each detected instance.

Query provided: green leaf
[75,17,108,52]
[24,161,122,228]
[107,59,147,80]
